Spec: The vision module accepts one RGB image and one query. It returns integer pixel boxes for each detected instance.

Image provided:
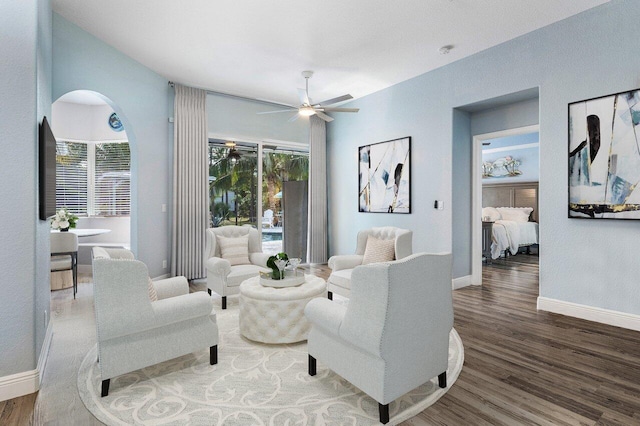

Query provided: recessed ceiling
[52,0,609,106]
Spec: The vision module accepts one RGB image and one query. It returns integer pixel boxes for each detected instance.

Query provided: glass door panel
[208,140,258,230]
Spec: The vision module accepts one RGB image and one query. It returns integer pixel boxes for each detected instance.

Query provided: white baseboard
[537,296,640,332]
[153,273,170,280]
[452,275,472,290]
[0,321,53,402]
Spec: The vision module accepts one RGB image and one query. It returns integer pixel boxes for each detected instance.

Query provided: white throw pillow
[362,236,395,265]
[217,234,251,266]
[482,207,501,222]
[496,207,532,222]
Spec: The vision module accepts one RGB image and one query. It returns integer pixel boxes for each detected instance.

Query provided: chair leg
[308,355,316,376]
[72,254,78,299]
[222,296,227,310]
[438,371,447,388]
[207,288,212,296]
[327,291,333,300]
[379,403,390,424]
[210,345,218,365]
[101,379,110,397]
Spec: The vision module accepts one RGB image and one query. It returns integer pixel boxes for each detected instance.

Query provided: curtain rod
[168,81,292,109]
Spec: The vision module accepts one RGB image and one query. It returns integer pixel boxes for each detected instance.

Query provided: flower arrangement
[503,156,522,176]
[266,252,289,280]
[51,207,79,231]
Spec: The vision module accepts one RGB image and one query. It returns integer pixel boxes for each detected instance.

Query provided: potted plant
[51,207,79,231]
[266,252,289,280]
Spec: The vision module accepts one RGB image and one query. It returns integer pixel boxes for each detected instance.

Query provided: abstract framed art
[569,87,640,219]
[359,136,411,213]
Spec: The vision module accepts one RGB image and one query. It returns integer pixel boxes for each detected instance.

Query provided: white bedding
[490,220,538,259]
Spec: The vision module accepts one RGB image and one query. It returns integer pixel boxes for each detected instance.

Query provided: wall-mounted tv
[39,116,57,220]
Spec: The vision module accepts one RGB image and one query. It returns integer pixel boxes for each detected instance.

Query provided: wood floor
[4,254,640,425]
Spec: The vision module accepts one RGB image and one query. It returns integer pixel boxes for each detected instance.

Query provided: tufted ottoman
[239,275,326,344]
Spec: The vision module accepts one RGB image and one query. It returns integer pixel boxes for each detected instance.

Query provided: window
[56,140,130,216]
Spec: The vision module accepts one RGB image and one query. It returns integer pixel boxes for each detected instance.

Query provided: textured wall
[327,0,640,316]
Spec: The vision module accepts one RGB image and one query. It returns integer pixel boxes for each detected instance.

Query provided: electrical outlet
[44,310,48,327]
[162,260,167,269]
[434,200,444,210]
[161,204,167,212]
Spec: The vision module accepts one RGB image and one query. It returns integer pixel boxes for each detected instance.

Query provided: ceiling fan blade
[257,109,297,114]
[288,113,300,122]
[315,94,353,106]
[321,107,359,113]
[315,111,334,122]
[298,88,310,106]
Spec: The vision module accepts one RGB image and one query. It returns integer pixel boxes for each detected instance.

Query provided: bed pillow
[482,207,501,222]
[496,207,533,222]
[216,234,250,265]
[362,236,395,265]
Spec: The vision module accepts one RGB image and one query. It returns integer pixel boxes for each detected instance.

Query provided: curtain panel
[308,115,328,263]
[171,84,208,279]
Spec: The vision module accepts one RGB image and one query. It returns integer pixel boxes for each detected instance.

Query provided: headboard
[482,182,539,222]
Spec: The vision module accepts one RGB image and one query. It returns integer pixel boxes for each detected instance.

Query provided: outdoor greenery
[208,145,308,227]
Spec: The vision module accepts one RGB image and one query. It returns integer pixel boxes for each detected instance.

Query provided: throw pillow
[217,234,251,266]
[362,236,395,265]
[482,207,501,222]
[148,277,158,302]
[496,207,533,222]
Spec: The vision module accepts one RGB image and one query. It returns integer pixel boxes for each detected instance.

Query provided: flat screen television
[39,116,57,220]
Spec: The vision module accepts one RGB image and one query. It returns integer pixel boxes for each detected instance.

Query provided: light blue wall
[207,94,308,144]
[328,0,640,316]
[470,98,539,136]
[53,13,173,277]
[0,0,51,377]
[452,110,472,277]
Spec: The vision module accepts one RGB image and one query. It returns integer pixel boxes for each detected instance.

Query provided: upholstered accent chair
[205,226,270,309]
[327,226,412,299]
[92,247,219,397]
[305,252,453,424]
[50,232,79,298]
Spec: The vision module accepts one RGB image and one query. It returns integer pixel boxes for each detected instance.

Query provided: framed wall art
[359,136,411,213]
[569,87,640,219]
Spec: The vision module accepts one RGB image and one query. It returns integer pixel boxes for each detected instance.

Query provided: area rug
[78,305,464,425]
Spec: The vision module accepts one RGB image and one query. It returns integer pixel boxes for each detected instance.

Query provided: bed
[482,182,539,260]
[483,207,539,259]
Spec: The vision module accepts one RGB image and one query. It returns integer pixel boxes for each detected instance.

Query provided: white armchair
[305,252,453,424]
[327,226,412,299]
[205,226,270,309]
[92,247,219,397]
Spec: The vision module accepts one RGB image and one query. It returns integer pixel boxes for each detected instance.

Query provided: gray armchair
[327,226,412,299]
[305,252,453,424]
[205,226,270,309]
[92,247,219,397]
[50,232,79,298]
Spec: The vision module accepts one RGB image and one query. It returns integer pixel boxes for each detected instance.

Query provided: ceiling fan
[258,71,359,122]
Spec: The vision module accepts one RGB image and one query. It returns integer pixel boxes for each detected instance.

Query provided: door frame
[471,124,539,285]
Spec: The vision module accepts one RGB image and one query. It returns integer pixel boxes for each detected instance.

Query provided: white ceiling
[52,0,608,107]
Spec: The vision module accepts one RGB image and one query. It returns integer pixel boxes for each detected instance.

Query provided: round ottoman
[239,275,326,344]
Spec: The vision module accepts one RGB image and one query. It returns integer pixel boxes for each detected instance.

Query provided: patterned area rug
[78,305,463,425]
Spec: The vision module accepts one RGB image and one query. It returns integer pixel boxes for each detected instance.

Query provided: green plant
[266,252,289,280]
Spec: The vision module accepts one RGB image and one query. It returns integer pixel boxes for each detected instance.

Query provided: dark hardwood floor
[4,254,640,425]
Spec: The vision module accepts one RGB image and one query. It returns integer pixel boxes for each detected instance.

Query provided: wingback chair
[205,226,270,309]
[305,252,453,424]
[92,247,219,397]
[327,227,412,299]
[50,232,79,298]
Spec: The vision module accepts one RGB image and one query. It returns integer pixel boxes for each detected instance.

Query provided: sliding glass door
[208,139,309,258]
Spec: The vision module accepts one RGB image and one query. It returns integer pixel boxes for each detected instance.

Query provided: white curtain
[308,115,328,263]
[171,84,208,279]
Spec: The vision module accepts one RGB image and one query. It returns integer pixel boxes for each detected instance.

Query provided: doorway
[471,125,539,284]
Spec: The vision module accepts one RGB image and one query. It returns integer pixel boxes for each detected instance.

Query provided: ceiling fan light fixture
[299,106,315,116]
